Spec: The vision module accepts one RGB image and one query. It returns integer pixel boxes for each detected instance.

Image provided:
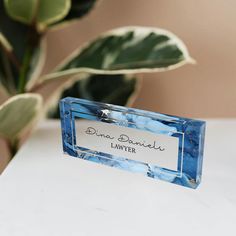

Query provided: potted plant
[0,0,193,172]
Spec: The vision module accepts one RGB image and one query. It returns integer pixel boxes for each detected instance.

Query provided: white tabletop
[0,120,235,236]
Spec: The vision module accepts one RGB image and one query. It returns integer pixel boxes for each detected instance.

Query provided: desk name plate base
[60,97,205,189]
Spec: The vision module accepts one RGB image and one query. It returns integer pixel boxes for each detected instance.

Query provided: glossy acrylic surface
[60,97,205,188]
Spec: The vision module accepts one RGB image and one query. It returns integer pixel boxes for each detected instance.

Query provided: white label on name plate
[75,120,179,171]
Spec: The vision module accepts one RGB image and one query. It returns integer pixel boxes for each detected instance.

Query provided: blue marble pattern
[60,97,206,189]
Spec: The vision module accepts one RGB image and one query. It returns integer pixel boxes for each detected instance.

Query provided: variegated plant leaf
[49,74,141,118]
[31,26,193,113]
[0,93,42,141]
[0,32,12,52]
[0,33,13,95]
[50,0,98,31]
[0,0,28,63]
[0,1,28,91]
[75,74,140,105]
[4,0,71,28]
[37,26,194,84]
[0,48,15,94]
[63,0,96,21]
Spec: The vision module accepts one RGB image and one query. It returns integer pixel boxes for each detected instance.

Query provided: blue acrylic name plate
[60,97,206,189]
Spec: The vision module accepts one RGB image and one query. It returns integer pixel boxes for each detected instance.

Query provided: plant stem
[2,52,16,94]
[17,23,41,94]
[18,46,33,93]
[0,42,21,71]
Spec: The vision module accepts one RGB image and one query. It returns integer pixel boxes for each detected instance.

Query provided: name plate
[60,97,206,189]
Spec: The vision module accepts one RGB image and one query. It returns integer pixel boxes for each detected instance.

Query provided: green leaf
[1,1,48,92]
[31,26,193,113]
[78,74,139,105]
[0,1,28,62]
[0,1,28,91]
[4,0,71,27]
[31,26,193,118]
[0,32,12,52]
[0,93,42,140]
[50,0,97,30]
[49,74,140,118]
[63,0,96,21]
[39,26,194,83]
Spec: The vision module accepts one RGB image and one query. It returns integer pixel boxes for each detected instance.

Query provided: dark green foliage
[62,0,96,21]
[50,74,137,118]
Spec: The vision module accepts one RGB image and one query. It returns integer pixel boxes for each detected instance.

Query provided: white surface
[0,120,235,236]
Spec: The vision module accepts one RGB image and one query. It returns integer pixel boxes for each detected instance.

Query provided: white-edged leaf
[0,32,12,52]
[49,0,98,31]
[0,0,29,65]
[0,93,42,140]
[38,26,194,83]
[31,26,193,115]
[61,0,97,21]
[4,0,71,27]
[76,74,140,106]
